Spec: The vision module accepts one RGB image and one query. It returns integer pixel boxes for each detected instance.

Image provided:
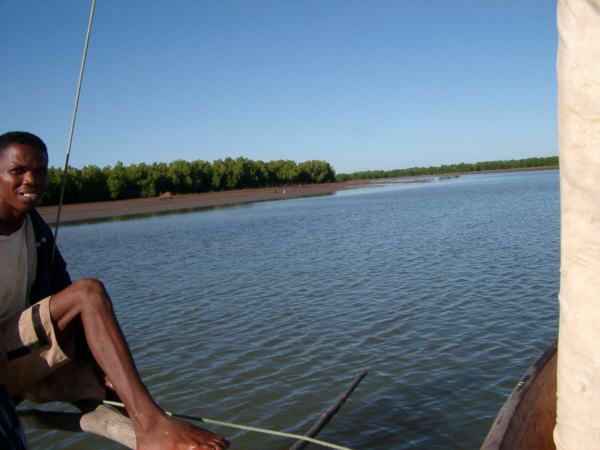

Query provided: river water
[24,170,560,449]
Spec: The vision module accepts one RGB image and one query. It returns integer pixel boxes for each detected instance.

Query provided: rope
[102,400,353,450]
[51,0,97,265]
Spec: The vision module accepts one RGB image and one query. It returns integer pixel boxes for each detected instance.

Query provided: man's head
[0,132,49,230]
[0,131,48,159]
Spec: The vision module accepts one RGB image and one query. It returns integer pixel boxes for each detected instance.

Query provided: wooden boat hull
[482,342,557,450]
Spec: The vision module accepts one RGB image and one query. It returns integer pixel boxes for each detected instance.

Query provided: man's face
[0,143,48,220]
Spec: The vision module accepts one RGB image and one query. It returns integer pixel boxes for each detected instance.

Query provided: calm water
[25,170,560,449]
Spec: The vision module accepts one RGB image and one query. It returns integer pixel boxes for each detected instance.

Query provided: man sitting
[0,131,229,449]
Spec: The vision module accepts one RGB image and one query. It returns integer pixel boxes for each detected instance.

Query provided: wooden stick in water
[289,370,367,450]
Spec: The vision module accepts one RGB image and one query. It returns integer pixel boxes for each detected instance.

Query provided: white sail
[555,0,600,448]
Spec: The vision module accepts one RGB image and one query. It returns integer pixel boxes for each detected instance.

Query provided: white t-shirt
[0,216,35,321]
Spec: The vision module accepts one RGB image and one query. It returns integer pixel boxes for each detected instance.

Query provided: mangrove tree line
[41,155,558,206]
[42,157,336,205]
[335,156,559,181]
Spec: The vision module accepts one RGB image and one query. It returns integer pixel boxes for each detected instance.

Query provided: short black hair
[0,131,48,158]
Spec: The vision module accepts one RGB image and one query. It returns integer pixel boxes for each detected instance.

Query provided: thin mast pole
[51,0,97,265]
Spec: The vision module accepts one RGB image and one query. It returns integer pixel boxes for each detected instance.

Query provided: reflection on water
[25,170,559,449]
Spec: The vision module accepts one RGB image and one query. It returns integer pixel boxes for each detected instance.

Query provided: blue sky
[1,1,558,174]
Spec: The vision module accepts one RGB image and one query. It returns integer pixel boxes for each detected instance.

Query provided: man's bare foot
[135,413,230,449]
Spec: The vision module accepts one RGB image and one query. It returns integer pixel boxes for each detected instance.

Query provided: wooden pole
[289,370,367,450]
[19,401,136,449]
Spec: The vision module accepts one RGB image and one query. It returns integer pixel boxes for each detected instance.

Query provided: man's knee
[53,278,113,318]
[49,278,114,338]
[70,278,113,312]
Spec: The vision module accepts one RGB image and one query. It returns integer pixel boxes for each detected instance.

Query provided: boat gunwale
[481,341,557,449]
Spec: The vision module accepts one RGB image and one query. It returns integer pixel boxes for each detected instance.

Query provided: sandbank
[37,181,366,225]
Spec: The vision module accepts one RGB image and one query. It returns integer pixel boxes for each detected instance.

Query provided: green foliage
[298,160,336,184]
[106,162,138,200]
[41,166,81,205]
[266,160,300,185]
[335,156,559,182]
[41,157,336,205]
[79,165,109,202]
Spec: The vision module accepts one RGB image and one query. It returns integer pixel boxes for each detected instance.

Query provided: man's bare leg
[49,278,229,450]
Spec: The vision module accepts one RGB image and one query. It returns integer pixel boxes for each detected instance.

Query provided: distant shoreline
[37,166,558,225]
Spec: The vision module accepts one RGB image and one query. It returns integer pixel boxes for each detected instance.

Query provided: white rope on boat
[103,400,354,450]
